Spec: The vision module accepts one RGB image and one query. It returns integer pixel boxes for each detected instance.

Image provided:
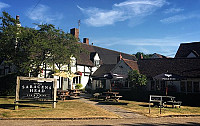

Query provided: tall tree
[32,24,81,77]
[0,12,81,77]
[0,11,24,75]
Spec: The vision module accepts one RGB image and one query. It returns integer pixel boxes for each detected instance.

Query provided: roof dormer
[90,52,101,67]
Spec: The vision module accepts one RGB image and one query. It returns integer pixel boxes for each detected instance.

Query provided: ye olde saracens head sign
[15,77,57,109]
[19,80,53,100]
[16,77,57,101]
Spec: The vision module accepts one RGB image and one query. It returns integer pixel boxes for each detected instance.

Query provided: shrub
[75,83,83,89]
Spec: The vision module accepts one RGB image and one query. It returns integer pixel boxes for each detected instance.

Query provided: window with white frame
[73,76,81,84]
[94,60,100,66]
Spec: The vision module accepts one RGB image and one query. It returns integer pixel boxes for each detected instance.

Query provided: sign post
[15,76,57,110]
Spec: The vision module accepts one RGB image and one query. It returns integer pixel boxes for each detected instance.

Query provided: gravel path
[78,93,146,119]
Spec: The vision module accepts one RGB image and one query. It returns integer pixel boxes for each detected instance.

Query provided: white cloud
[160,14,200,24]
[163,8,184,14]
[0,2,10,10]
[93,36,181,49]
[78,0,167,27]
[92,36,181,56]
[78,6,126,27]
[26,4,63,24]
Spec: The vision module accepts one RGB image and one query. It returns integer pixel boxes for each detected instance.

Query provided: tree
[32,23,81,77]
[0,11,27,75]
[127,70,147,87]
[0,11,81,77]
[134,52,153,60]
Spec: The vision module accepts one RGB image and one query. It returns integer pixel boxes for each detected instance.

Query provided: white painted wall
[94,53,100,61]
[35,54,102,90]
[111,60,131,75]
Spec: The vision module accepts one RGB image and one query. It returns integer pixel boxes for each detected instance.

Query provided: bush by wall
[75,83,83,89]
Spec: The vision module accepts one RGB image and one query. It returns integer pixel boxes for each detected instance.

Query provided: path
[78,93,146,119]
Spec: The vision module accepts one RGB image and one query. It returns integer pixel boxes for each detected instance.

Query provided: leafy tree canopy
[134,52,153,60]
[0,11,81,76]
[127,70,147,87]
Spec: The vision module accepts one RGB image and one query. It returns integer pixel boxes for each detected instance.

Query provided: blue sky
[1,0,200,57]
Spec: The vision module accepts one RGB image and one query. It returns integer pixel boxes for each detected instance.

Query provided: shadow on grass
[140,104,179,109]
[0,96,15,99]
[140,104,156,108]
[89,99,100,102]
[0,104,43,110]
[96,101,128,105]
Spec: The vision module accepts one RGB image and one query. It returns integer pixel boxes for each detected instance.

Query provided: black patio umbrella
[103,73,128,91]
[103,73,128,80]
[153,73,183,81]
[153,73,183,96]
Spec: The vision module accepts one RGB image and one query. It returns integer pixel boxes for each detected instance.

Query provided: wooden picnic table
[103,91,119,96]
[101,91,122,102]
[69,89,81,97]
[57,90,70,100]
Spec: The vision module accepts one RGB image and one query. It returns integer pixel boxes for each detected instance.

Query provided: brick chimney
[117,53,123,63]
[140,54,143,59]
[16,15,19,20]
[70,28,79,39]
[16,15,21,27]
[83,38,89,45]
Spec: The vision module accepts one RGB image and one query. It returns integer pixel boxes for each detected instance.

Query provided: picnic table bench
[101,91,122,102]
[149,95,182,108]
[110,95,123,102]
[166,101,182,108]
[69,89,81,97]
[57,90,70,100]
[93,93,101,99]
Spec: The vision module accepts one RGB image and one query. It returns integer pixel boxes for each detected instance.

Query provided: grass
[0,96,118,119]
[115,100,200,117]
[1,96,200,118]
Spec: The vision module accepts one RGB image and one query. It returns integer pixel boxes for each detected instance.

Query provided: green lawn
[1,96,200,118]
[115,100,200,117]
[0,96,118,118]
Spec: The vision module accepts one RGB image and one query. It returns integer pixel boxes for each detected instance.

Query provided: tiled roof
[77,43,136,66]
[122,58,139,71]
[92,64,116,77]
[76,43,95,66]
[76,51,94,66]
[137,58,200,78]
[175,42,200,58]
[150,53,170,58]
[92,45,136,64]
